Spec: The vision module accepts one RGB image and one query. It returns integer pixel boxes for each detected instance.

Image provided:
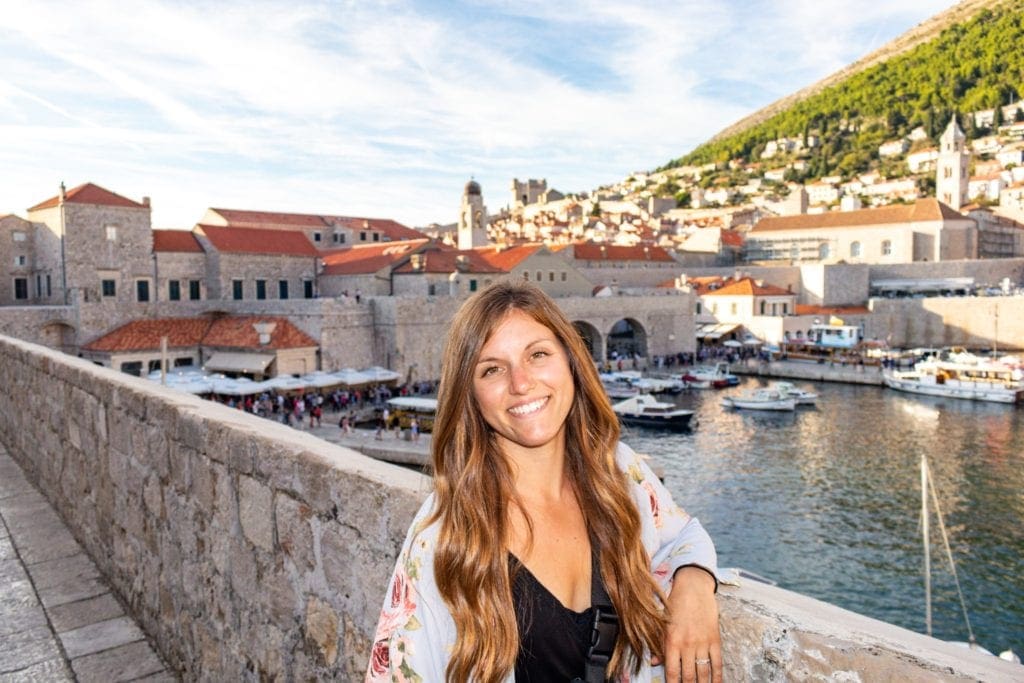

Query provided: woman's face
[472,309,575,458]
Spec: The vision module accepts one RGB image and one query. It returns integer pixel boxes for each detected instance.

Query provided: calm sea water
[621,379,1024,657]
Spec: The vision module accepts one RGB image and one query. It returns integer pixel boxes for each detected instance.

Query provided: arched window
[881,240,892,256]
[850,241,862,258]
[818,243,830,260]
[760,300,766,315]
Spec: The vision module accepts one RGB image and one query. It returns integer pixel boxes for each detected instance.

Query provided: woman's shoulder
[613,441,653,482]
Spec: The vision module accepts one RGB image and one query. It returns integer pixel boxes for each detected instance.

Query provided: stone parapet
[0,333,1018,680]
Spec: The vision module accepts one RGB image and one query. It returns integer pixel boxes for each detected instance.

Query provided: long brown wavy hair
[428,281,667,682]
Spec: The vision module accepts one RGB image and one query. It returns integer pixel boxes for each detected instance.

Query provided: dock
[730,358,885,386]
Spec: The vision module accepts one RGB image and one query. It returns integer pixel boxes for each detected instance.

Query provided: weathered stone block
[304,596,339,668]
[275,493,314,571]
[238,474,273,553]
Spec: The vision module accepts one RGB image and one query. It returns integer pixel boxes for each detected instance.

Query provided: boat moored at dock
[883,354,1024,404]
[721,389,797,411]
[612,394,696,430]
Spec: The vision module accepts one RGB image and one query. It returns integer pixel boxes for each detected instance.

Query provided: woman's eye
[480,366,500,377]
[531,350,550,360]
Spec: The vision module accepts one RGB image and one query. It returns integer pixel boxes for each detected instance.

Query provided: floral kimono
[366,442,720,683]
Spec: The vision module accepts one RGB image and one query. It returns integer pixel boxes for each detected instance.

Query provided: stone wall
[0,333,428,679]
[866,295,1024,350]
[0,333,1018,681]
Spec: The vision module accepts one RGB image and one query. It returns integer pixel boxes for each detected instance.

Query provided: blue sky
[0,0,956,229]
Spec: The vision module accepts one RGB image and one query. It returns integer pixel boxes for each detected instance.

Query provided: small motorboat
[683,362,739,388]
[770,381,818,406]
[612,394,696,430]
[721,389,796,411]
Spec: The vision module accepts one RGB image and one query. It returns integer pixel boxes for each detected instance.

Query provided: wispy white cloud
[0,0,957,226]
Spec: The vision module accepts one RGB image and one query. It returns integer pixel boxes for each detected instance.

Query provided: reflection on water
[622,379,1024,656]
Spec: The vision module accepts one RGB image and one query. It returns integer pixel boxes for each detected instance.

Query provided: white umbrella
[722,340,743,348]
[362,366,401,383]
[331,368,372,387]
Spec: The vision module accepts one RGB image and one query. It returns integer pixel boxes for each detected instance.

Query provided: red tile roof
[83,318,213,352]
[196,224,318,256]
[320,240,428,275]
[475,244,543,270]
[572,242,676,262]
[703,277,792,297]
[203,316,317,349]
[208,208,424,241]
[83,315,318,352]
[392,247,505,274]
[153,229,204,253]
[720,229,744,247]
[751,199,967,233]
[29,183,146,211]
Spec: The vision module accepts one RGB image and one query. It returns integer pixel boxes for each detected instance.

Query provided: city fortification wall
[867,295,1024,350]
[0,334,1018,680]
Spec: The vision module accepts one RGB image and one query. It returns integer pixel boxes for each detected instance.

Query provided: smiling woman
[367,281,724,683]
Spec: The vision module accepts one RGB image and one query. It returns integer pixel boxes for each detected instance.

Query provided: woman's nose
[509,365,534,394]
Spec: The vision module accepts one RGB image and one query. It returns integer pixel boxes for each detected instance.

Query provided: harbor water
[621,378,1024,657]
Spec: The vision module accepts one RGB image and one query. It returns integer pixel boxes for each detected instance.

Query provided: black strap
[583,554,618,683]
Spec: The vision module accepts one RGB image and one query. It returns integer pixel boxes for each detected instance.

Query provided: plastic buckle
[586,606,619,664]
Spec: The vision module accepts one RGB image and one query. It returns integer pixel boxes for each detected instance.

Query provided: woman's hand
[658,566,722,683]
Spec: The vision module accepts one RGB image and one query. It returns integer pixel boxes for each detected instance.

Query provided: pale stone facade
[154,252,207,302]
[200,252,318,303]
[28,195,155,307]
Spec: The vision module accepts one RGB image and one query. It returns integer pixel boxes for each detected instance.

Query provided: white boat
[679,362,738,388]
[883,355,1024,404]
[612,394,695,430]
[769,381,818,406]
[721,389,796,411]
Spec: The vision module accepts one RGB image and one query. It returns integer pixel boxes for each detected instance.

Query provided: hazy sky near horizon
[0,0,956,228]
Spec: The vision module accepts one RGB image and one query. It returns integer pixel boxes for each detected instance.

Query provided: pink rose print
[643,481,662,528]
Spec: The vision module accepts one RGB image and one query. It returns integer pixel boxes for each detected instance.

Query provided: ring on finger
[695,658,711,665]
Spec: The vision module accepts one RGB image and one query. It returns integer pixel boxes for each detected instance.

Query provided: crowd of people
[202,379,439,430]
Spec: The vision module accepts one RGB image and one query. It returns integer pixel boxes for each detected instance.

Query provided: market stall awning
[204,351,275,374]
[696,323,741,340]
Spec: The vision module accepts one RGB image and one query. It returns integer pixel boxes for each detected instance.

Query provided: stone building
[200,208,423,248]
[475,244,594,298]
[389,244,504,297]
[745,199,977,264]
[561,242,682,289]
[511,178,547,207]
[0,214,40,305]
[152,230,207,302]
[81,315,318,378]
[27,183,155,306]
[319,240,428,297]
[193,224,319,301]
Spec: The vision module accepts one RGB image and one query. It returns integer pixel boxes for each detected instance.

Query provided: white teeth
[508,398,547,416]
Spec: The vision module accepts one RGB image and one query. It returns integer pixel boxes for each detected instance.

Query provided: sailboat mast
[922,454,932,636]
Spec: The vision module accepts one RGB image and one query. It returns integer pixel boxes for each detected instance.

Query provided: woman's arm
[618,444,722,682]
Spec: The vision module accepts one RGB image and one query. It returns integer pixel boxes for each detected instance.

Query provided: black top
[511,555,602,683]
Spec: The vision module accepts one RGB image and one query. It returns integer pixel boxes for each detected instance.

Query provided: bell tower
[936,116,969,210]
[458,179,488,249]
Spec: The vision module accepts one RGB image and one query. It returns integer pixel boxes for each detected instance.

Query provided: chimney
[58,182,66,203]
[252,322,277,346]
[142,196,151,207]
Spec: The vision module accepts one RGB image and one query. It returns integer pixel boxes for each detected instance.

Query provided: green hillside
[663,1,1024,180]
